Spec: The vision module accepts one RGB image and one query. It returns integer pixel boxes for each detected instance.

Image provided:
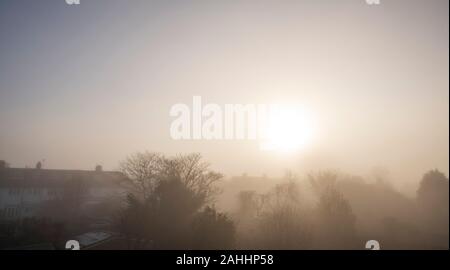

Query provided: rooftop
[0,167,127,188]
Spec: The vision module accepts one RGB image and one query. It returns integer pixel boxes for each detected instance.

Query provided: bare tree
[308,171,357,249]
[120,152,223,203]
[162,153,223,203]
[257,181,313,249]
[309,170,338,195]
[119,152,164,200]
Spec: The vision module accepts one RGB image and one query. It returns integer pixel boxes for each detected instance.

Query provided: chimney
[0,160,7,170]
[95,165,103,172]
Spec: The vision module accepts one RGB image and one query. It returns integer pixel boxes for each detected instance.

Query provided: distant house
[0,164,127,223]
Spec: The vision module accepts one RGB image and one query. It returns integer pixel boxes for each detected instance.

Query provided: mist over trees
[115,151,448,250]
[230,169,448,250]
[1,151,446,250]
[117,152,232,249]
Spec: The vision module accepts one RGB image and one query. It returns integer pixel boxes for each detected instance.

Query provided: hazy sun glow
[260,106,315,152]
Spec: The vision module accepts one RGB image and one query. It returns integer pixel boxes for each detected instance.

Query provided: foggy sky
[0,0,448,192]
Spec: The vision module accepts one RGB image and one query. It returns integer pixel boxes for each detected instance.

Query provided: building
[0,163,127,223]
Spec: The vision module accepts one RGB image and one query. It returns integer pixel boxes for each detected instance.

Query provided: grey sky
[0,0,448,192]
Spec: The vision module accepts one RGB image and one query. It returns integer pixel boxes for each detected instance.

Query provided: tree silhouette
[120,152,222,202]
[119,152,164,200]
[117,155,232,249]
[315,187,357,249]
[256,181,312,249]
[163,153,223,203]
[309,171,357,249]
[417,169,449,248]
[191,206,235,249]
[417,169,449,209]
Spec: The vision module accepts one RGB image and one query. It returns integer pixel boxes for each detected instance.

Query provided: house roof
[0,168,127,188]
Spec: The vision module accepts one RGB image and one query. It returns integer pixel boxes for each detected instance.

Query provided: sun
[260,106,315,152]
